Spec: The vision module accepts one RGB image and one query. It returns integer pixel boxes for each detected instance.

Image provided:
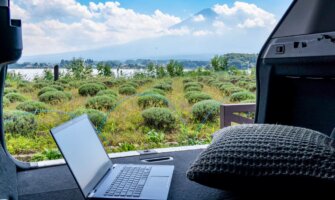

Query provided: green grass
[4,72,256,161]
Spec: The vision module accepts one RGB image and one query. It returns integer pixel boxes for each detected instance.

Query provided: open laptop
[50,114,174,200]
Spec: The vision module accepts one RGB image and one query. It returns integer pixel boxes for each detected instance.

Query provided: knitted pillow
[187,124,335,191]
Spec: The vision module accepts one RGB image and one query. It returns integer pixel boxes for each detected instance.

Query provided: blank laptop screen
[51,115,111,197]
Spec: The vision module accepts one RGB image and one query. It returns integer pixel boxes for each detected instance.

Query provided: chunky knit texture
[187,124,335,190]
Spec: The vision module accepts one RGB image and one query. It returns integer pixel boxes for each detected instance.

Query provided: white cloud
[213,1,276,28]
[193,14,205,22]
[11,0,181,56]
[193,30,212,37]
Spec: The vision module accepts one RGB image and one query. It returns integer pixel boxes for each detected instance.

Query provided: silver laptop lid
[51,115,112,198]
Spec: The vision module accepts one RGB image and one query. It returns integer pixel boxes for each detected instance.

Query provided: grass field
[3,70,256,161]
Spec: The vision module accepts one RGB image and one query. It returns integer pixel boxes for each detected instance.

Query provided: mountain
[20,8,265,63]
[170,8,219,31]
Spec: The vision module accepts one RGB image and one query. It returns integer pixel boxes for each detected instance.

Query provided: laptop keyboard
[105,166,152,198]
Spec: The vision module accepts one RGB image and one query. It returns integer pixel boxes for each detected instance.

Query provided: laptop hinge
[88,189,97,198]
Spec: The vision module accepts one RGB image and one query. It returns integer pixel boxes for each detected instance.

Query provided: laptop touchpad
[146,176,170,188]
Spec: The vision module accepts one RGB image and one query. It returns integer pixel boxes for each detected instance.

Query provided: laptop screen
[51,115,112,197]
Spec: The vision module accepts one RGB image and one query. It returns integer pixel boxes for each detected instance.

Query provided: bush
[17,101,48,114]
[142,108,176,130]
[241,99,256,103]
[247,84,257,92]
[50,84,64,91]
[78,83,106,96]
[192,100,221,122]
[138,94,169,109]
[3,97,10,107]
[5,93,27,103]
[126,82,139,88]
[230,91,256,102]
[119,86,136,95]
[3,110,37,136]
[73,109,107,127]
[154,83,172,92]
[184,86,202,92]
[102,79,118,87]
[184,82,203,90]
[186,92,212,104]
[20,85,34,93]
[141,88,165,96]
[97,90,118,98]
[38,87,58,96]
[17,81,30,88]
[4,88,18,95]
[183,78,193,84]
[39,91,70,104]
[31,149,62,162]
[33,82,48,89]
[222,86,245,96]
[85,96,117,110]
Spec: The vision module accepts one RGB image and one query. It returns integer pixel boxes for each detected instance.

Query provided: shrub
[5,93,27,103]
[154,83,172,92]
[248,84,257,92]
[3,110,37,136]
[4,88,18,95]
[146,130,165,143]
[73,109,107,127]
[230,91,256,102]
[3,97,10,107]
[237,81,249,88]
[39,91,70,104]
[184,86,202,92]
[138,94,169,109]
[186,92,212,104]
[184,91,198,99]
[38,87,58,96]
[142,88,165,96]
[119,86,136,95]
[126,82,139,88]
[222,86,245,96]
[192,100,221,122]
[17,101,48,114]
[78,83,106,96]
[31,149,62,162]
[85,96,117,110]
[184,82,203,90]
[33,82,48,89]
[20,85,34,93]
[50,84,64,91]
[69,80,85,88]
[17,80,30,88]
[102,79,118,87]
[183,78,193,84]
[241,99,256,103]
[97,90,118,98]
[142,108,176,130]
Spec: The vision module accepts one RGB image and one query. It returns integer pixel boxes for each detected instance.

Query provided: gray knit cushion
[187,124,335,190]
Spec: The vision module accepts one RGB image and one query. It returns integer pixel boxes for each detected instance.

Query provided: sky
[10,0,293,59]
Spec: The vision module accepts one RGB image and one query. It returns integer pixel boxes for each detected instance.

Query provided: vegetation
[79,83,106,96]
[85,96,117,110]
[119,86,137,95]
[4,111,37,136]
[5,93,27,103]
[142,108,176,130]
[138,94,169,109]
[230,91,256,102]
[39,91,71,104]
[16,101,48,114]
[192,100,221,122]
[4,59,257,162]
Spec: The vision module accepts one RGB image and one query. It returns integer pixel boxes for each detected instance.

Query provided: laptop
[50,114,174,200]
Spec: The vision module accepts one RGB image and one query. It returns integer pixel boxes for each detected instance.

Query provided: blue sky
[78,0,292,19]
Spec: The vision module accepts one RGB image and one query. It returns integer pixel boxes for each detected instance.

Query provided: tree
[155,65,167,78]
[42,69,53,81]
[66,58,92,79]
[147,62,155,77]
[97,62,113,77]
[166,60,184,77]
[166,60,176,76]
[211,55,229,71]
